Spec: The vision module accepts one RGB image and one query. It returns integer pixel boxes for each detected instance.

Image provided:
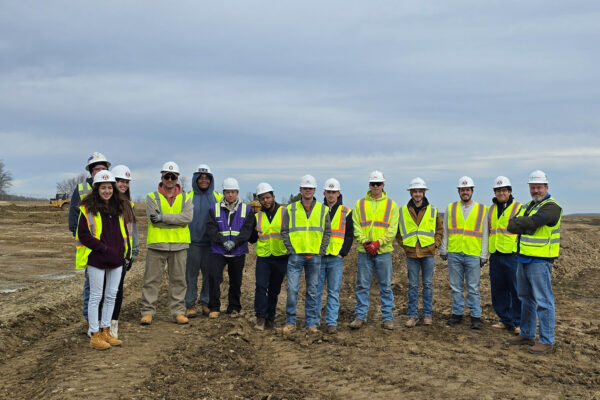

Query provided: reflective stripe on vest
[78,182,92,199]
[215,203,247,237]
[287,201,327,254]
[399,205,437,248]
[255,207,287,257]
[489,201,521,253]
[326,206,351,256]
[447,201,485,256]
[146,191,191,244]
[516,197,561,258]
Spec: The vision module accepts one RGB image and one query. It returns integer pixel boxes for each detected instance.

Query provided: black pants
[111,266,127,320]
[208,253,245,312]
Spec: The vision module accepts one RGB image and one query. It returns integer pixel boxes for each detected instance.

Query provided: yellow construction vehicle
[49,192,70,209]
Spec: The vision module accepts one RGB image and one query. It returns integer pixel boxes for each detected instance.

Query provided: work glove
[363,241,372,254]
[150,213,163,224]
[223,240,236,252]
[370,241,380,255]
[126,257,134,271]
[480,257,488,268]
[132,248,140,257]
[440,254,448,261]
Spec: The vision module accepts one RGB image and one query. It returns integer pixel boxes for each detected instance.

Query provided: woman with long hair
[109,165,139,339]
[76,170,129,350]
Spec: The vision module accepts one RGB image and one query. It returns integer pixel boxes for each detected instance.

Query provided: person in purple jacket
[206,177,255,318]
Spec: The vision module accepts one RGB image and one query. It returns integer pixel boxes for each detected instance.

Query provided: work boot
[90,331,110,350]
[140,314,153,325]
[209,311,220,319]
[283,325,296,334]
[382,320,394,330]
[110,320,119,339]
[174,314,189,325]
[423,316,433,326]
[101,327,122,346]
[265,319,276,329]
[255,317,266,331]
[470,317,482,330]
[185,307,198,318]
[529,342,553,354]
[326,325,337,334]
[228,310,240,318]
[491,321,506,330]
[306,326,319,333]
[507,335,535,346]
[405,317,418,328]
[447,314,463,326]
[201,304,210,316]
[349,318,365,330]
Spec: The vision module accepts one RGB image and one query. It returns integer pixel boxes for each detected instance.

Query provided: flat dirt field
[0,202,599,399]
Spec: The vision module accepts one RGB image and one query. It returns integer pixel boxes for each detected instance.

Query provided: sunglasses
[369,182,383,187]
[163,173,178,181]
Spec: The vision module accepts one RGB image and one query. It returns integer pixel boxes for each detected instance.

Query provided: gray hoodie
[189,171,220,245]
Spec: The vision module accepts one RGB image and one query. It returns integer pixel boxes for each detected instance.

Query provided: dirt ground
[0,202,598,399]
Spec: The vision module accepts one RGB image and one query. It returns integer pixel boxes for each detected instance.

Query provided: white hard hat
[369,170,385,182]
[111,165,132,181]
[323,178,341,191]
[223,177,240,191]
[256,182,274,196]
[85,152,111,171]
[299,174,317,189]
[92,170,116,185]
[493,176,512,189]
[160,161,180,175]
[457,176,475,188]
[195,164,212,174]
[407,177,428,191]
[528,170,548,184]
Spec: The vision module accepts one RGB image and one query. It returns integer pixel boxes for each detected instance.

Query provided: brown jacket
[396,201,443,258]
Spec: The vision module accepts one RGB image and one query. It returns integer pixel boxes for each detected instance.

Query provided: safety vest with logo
[355,195,395,248]
[447,201,486,257]
[287,201,328,254]
[146,191,191,245]
[212,202,250,256]
[78,182,92,200]
[488,201,521,254]
[326,206,351,256]
[255,206,288,257]
[399,205,437,248]
[75,206,128,270]
[516,197,562,258]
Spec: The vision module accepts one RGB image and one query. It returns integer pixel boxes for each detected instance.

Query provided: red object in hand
[370,241,380,254]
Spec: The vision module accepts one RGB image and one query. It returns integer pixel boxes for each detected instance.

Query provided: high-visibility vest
[255,206,288,257]
[125,201,135,257]
[356,196,393,242]
[447,201,486,257]
[516,197,562,258]
[75,206,128,270]
[488,201,521,254]
[326,206,351,256]
[146,191,191,245]
[398,204,437,248]
[78,182,92,199]
[287,201,328,254]
[188,190,223,203]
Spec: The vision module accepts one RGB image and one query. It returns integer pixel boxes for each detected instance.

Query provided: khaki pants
[141,248,187,317]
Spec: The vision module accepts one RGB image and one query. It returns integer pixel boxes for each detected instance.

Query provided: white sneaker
[87,328,92,338]
[110,320,119,339]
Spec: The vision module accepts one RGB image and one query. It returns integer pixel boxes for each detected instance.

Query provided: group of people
[71,152,562,355]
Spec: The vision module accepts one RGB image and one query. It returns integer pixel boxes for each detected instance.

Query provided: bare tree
[0,160,13,194]
[56,173,87,196]
[179,176,188,192]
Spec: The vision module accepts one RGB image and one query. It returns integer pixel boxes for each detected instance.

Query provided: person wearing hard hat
[440,176,489,329]
[140,162,193,326]
[315,178,353,334]
[506,170,562,355]
[68,152,111,330]
[249,182,289,331]
[184,164,223,318]
[281,175,331,334]
[76,170,129,349]
[205,177,255,318]
[396,178,443,327]
[108,164,139,339]
[349,171,399,331]
[488,176,522,335]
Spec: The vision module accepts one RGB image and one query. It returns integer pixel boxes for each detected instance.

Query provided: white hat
[528,170,548,184]
[407,177,428,191]
[299,174,317,189]
[196,164,212,174]
[323,178,341,191]
[92,170,116,185]
[493,176,511,189]
[85,152,111,171]
[111,165,132,181]
[256,182,274,196]
[457,176,475,188]
[223,177,240,191]
[161,161,180,175]
[369,170,385,182]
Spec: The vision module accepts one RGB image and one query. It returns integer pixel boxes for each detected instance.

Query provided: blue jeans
[489,253,521,327]
[354,252,394,322]
[184,244,212,308]
[406,257,434,318]
[447,252,481,317]
[316,255,344,326]
[517,260,555,345]
[285,254,321,328]
[254,255,288,320]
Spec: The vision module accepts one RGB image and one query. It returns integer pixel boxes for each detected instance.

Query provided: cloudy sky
[1,1,599,213]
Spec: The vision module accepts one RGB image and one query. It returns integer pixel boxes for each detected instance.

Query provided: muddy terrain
[0,202,598,399]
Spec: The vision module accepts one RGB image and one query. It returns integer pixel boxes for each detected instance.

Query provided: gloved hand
[440,254,448,261]
[370,241,380,255]
[223,240,236,252]
[150,213,163,224]
[126,257,134,271]
[132,248,140,257]
[480,257,488,268]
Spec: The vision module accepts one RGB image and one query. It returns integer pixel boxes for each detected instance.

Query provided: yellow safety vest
[187,190,223,203]
[488,201,521,254]
[75,206,128,270]
[398,205,437,248]
[255,206,288,257]
[146,191,191,245]
[326,206,351,256]
[516,197,561,258]
[78,182,92,199]
[355,195,397,254]
[447,201,486,257]
[287,201,328,254]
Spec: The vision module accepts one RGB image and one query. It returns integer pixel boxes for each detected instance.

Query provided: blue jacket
[68,177,93,236]
[189,171,220,245]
